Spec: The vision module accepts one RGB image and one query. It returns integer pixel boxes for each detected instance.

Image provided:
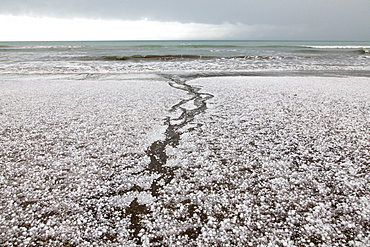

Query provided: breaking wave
[294,49,367,54]
[79,55,281,61]
[301,45,370,49]
[175,44,239,48]
[295,46,370,55]
[0,45,84,52]
[97,55,215,61]
[132,44,240,48]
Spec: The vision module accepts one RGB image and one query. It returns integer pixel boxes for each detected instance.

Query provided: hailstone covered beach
[0,73,369,246]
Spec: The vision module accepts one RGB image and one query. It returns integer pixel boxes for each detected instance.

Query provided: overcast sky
[1,0,370,41]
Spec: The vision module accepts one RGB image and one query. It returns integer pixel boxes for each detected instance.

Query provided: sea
[0,40,370,76]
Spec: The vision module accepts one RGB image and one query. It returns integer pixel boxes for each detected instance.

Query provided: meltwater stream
[125,74,214,244]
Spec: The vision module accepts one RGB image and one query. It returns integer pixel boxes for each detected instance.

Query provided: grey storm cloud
[1,0,370,40]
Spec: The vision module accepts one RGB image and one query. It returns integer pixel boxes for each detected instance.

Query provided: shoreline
[0,69,370,79]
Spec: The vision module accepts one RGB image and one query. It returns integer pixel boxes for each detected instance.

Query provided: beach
[1,73,369,246]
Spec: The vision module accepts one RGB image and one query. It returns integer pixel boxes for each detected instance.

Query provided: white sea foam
[301,45,370,49]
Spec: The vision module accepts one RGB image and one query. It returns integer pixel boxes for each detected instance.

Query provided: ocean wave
[294,49,363,54]
[133,45,166,48]
[96,55,215,61]
[0,45,85,51]
[131,44,241,49]
[301,45,370,49]
[175,44,240,48]
[257,45,299,48]
[78,54,281,61]
[81,55,213,61]
[293,49,328,54]
[295,47,370,55]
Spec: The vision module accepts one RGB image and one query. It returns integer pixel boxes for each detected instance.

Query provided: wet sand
[1,75,369,246]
